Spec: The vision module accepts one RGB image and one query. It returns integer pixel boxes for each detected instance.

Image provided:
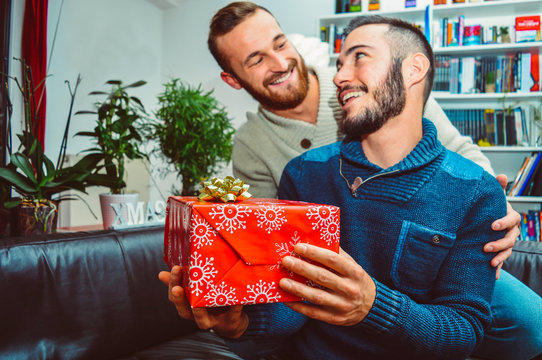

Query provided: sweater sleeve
[423,96,494,175]
[357,173,506,358]
[232,137,279,199]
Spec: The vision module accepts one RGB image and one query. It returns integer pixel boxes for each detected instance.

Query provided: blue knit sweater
[242,119,507,359]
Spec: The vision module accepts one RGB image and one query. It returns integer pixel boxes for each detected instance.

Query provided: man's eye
[249,57,263,67]
[277,41,287,49]
[355,52,366,60]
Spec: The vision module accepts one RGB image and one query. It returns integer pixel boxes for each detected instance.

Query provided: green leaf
[0,167,37,194]
[10,153,37,183]
[125,80,146,88]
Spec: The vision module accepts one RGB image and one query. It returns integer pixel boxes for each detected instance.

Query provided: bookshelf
[319,0,542,214]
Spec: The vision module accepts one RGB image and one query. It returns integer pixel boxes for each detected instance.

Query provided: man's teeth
[271,70,291,85]
[342,91,365,104]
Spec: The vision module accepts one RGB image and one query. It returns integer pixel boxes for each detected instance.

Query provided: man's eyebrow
[344,44,371,57]
[336,44,370,69]
[243,33,286,66]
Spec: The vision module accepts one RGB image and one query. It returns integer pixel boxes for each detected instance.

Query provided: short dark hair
[208,2,273,74]
[344,15,434,105]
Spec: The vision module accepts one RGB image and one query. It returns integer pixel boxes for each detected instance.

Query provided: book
[525,153,542,196]
[508,156,530,196]
[483,109,496,145]
[505,111,517,146]
[349,0,361,12]
[463,25,481,46]
[530,51,540,92]
[368,0,380,11]
[515,15,541,43]
[460,56,476,94]
[335,0,350,13]
[516,153,542,196]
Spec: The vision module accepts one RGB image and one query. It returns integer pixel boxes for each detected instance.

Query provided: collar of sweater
[339,118,445,203]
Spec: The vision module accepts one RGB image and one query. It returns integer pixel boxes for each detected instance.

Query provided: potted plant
[144,78,235,195]
[75,80,148,229]
[0,63,111,235]
[485,71,496,93]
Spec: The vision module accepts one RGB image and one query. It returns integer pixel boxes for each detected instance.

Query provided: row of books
[320,25,345,55]
[519,210,542,242]
[433,52,540,94]
[321,22,426,55]
[444,105,540,147]
[508,152,542,197]
[437,16,540,48]
[434,0,485,4]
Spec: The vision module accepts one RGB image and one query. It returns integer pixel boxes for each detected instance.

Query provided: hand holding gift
[158,265,248,339]
[279,244,376,326]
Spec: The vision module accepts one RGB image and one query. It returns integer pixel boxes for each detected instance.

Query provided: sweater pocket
[390,220,455,294]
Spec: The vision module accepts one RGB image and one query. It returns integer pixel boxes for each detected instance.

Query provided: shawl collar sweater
[243,119,507,359]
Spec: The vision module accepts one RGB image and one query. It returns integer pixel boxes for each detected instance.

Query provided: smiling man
[159,4,542,359]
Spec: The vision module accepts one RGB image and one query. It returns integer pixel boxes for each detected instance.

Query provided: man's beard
[339,59,406,138]
[235,58,310,110]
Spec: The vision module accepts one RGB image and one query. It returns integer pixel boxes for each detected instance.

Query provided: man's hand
[487,174,521,279]
[158,266,248,339]
[279,244,375,326]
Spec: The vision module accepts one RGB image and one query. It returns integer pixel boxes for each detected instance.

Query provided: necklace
[339,157,363,198]
[339,157,401,198]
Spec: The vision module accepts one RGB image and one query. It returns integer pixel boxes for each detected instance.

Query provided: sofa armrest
[502,240,542,297]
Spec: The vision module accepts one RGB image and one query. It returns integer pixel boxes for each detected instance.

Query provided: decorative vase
[15,201,58,236]
[99,193,139,230]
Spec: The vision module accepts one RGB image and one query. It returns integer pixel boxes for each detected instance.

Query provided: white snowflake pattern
[271,231,302,271]
[189,252,217,296]
[242,280,281,305]
[254,205,287,234]
[208,204,252,234]
[306,205,339,230]
[190,213,217,249]
[320,217,340,245]
[204,282,237,306]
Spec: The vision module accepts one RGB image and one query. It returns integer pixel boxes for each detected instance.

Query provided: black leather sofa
[0,225,540,359]
[0,226,243,360]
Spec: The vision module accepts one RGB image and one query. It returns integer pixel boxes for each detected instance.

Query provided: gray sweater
[232,67,493,198]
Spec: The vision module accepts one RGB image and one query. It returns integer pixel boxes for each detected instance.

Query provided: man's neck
[361,106,424,169]
[262,72,320,124]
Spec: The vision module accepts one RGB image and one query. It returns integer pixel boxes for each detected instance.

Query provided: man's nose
[334,65,353,87]
[269,52,289,72]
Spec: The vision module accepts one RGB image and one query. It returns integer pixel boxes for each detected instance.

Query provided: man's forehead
[345,23,389,46]
[216,9,283,63]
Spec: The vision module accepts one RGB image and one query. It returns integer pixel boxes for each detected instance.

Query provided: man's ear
[404,53,430,88]
[220,72,243,90]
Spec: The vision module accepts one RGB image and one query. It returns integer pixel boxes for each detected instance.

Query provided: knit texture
[231,68,493,199]
[244,119,506,359]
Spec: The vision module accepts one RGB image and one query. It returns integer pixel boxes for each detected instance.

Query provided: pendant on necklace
[350,177,363,197]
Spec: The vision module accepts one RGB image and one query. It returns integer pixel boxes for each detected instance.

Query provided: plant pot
[0,207,14,237]
[15,201,58,236]
[485,83,496,93]
[99,193,139,230]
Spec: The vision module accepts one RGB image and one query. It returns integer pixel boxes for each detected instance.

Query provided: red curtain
[21,0,48,149]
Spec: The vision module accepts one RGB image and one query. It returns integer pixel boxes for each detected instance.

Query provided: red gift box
[164,197,340,308]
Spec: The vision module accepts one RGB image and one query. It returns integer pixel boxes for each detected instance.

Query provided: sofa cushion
[502,240,542,297]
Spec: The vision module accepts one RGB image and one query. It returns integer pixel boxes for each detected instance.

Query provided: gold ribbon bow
[198,176,252,202]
